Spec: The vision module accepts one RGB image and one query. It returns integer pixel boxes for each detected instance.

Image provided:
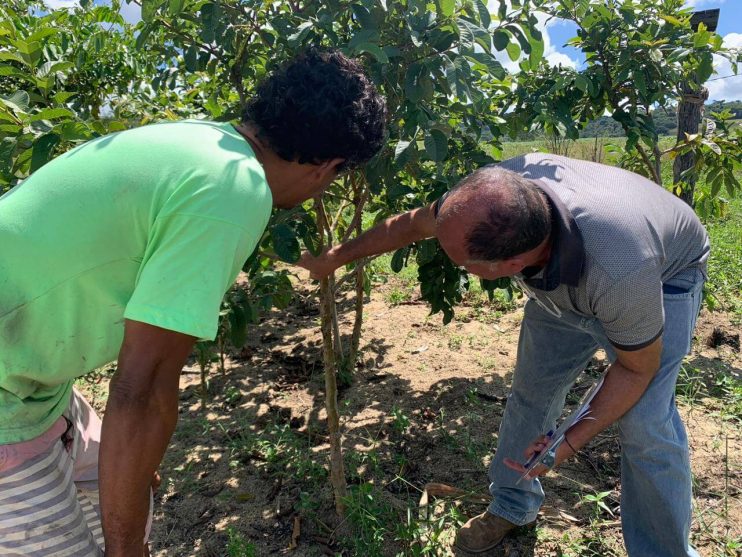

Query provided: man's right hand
[296,248,338,280]
[294,203,437,280]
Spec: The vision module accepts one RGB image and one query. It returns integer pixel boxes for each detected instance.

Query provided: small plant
[448,334,464,350]
[386,286,413,306]
[580,490,616,520]
[391,406,411,434]
[343,483,392,557]
[226,527,256,557]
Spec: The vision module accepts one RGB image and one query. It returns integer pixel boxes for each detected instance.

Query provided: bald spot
[436,171,524,264]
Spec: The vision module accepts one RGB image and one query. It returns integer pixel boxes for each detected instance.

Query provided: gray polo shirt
[498,153,709,351]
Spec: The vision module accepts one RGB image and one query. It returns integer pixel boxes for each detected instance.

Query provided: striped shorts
[0,388,152,556]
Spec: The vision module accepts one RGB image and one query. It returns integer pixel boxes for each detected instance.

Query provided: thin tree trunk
[348,180,368,366]
[315,197,347,516]
[674,83,709,206]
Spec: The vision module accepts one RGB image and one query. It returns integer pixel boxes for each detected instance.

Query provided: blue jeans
[488,269,704,557]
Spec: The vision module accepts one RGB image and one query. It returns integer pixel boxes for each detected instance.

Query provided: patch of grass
[448,334,464,350]
[342,482,464,557]
[704,196,742,319]
[226,423,328,486]
[385,286,413,306]
[225,527,256,557]
[676,364,742,424]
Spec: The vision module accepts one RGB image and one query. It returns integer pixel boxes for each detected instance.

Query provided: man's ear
[503,256,528,274]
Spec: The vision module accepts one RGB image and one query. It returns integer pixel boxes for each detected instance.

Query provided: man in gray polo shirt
[299,153,708,557]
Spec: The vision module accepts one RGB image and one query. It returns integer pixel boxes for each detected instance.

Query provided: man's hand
[100,319,195,557]
[503,434,575,480]
[297,248,338,280]
[294,203,437,279]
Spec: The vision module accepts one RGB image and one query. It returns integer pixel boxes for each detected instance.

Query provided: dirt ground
[78,276,741,557]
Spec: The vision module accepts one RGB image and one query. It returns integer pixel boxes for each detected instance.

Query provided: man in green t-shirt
[0,49,386,557]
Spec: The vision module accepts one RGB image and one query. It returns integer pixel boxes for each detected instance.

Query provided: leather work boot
[454,511,523,553]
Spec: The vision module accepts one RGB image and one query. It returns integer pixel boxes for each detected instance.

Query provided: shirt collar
[522,179,585,291]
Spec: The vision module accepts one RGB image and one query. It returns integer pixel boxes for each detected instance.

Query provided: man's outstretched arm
[298,202,437,279]
[100,320,196,557]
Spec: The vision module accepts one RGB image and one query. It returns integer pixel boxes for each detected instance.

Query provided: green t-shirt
[0,120,272,443]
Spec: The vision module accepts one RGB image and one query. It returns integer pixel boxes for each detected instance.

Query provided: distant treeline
[509,100,742,140]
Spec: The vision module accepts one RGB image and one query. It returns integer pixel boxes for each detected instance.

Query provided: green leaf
[15,40,41,66]
[228,306,248,348]
[29,107,74,122]
[390,247,408,273]
[697,54,714,83]
[456,19,475,49]
[141,0,160,23]
[301,227,321,257]
[659,14,682,26]
[574,75,589,93]
[200,3,221,43]
[404,65,424,103]
[184,45,199,72]
[394,140,412,164]
[701,138,721,155]
[526,29,544,65]
[0,52,25,65]
[0,65,24,78]
[633,70,646,97]
[55,121,92,141]
[424,129,448,162]
[30,133,60,172]
[287,21,313,45]
[476,0,491,28]
[437,0,455,18]
[467,52,506,79]
[271,223,301,263]
[649,48,662,63]
[26,28,59,44]
[493,30,509,51]
[506,41,521,62]
[354,43,388,63]
[1,91,30,113]
[168,0,184,15]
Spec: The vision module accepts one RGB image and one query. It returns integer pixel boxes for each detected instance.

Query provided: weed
[386,287,413,306]
[346,448,381,482]
[391,406,411,434]
[448,334,464,350]
[343,483,394,557]
[580,490,616,520]
[227,423,327,486]
[225,527,256,557]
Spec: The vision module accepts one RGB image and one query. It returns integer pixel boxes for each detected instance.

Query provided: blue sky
[44,0,742,101]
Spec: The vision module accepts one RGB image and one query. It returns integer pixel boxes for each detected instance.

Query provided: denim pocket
[662,268,704,299]
[662,283,692,296]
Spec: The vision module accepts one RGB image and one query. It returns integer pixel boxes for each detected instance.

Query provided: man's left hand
[503,435,575,480]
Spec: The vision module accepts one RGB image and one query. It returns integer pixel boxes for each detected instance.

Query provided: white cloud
[684,0,726,8]
[119,1,141,24]
[706,33,742,101]
[44,0,79,8]
[546,51,577,69]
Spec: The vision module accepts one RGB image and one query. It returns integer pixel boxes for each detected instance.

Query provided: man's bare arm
[298,202,437,279]
[100,320,196,556]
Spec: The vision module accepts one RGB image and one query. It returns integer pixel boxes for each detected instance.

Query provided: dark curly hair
[242,48,387,171]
